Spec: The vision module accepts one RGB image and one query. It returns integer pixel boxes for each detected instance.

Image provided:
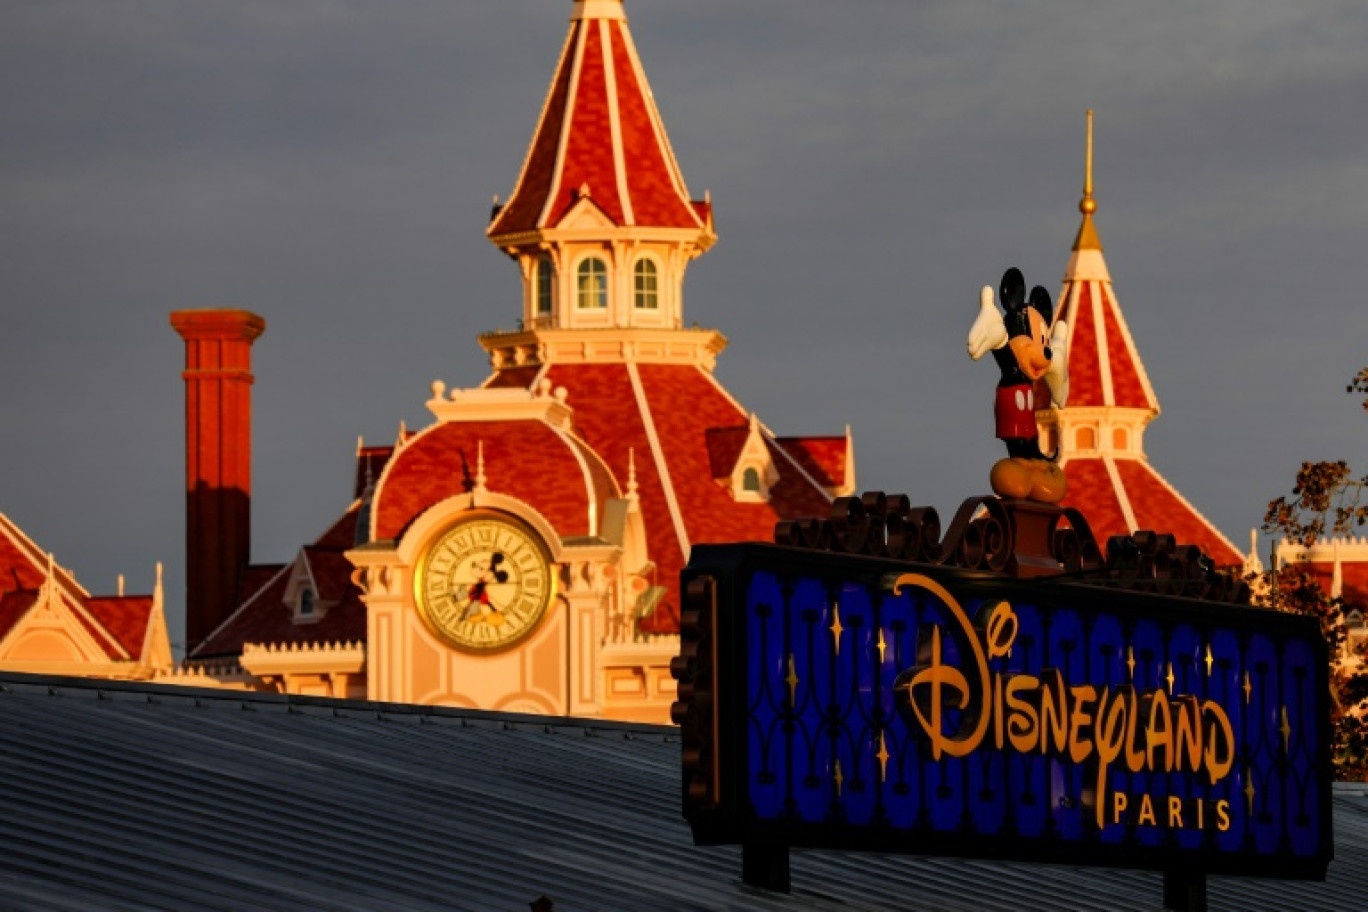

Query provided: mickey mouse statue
[967,267,1069,503]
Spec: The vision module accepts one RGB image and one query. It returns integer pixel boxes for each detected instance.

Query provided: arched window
[536,256,554,314]
[634,259,658,309]
[1113,427,1128,451]
[576,257,608,309]
[299,588,315,617]
[742,467,761,492]
[1076,427,1096,450]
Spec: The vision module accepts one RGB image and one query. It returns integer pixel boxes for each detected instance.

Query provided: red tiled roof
[1099,285,1150,410]
[487,7,703,237]
[0,590,35,643]
[556,22,624,226]
[193,550,367,659]
[1300,561,1368,611]
[635,365,833,631]
[0,516,141,661]
[1054,278,1158,413]
[84,596,154,660]
[303,548,355,603]
[1060,459,1131,547]
[544,363,684,633]
[239,564,286,603]
[66,598,126,659]
[1113,460,1242,565]
[1345,563,1368,609]
[373,419,602,542]
[353,447,394,500]
[704,426,748,478]
[1059,282,1104,408]
[487,30,575,236]
[541,364,836,634]
[1060,458,1241,566]
[0,542,43,595]
[608,20,698,228]
[314,508,360,551]
[776,436,846,490]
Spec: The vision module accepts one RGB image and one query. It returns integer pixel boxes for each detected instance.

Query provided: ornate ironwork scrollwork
[775,491,1248,604]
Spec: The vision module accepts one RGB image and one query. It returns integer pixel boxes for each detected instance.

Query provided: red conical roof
[488,0,706,237]
[1053,255,1160,412]
[1043,112,1240,566]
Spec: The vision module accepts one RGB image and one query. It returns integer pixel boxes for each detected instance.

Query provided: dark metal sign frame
[674,542,1333,888]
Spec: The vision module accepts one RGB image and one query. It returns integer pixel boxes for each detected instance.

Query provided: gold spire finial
[1080,109,1096,215]
[1071,109,1103,251]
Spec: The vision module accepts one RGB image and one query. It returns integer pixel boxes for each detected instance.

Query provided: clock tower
[185,0,853,723]
[481,0,720,371]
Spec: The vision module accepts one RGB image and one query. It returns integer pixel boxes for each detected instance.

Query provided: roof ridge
[0,670,678,738]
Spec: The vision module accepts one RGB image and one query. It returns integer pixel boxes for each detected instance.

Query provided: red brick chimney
[169,309,265,654]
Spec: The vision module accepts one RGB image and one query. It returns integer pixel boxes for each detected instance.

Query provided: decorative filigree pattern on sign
[738,568,1320,859]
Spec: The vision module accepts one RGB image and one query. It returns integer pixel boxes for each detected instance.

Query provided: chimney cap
[170,309,266,341]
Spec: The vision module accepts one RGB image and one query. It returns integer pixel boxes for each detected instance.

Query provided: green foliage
[1258,369,1368,780]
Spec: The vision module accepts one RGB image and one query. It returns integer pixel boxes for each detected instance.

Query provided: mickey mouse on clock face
[967,267,1070,503]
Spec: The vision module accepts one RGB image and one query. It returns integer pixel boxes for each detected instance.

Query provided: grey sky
[2,0,1365,653]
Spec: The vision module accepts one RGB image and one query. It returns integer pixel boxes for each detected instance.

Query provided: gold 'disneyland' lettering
[891,574,991,759]
[1005,674,1040,754]
[1172,695,1204,774]
[1038,669,1070,756]
[887,574,1243,825]
[1068,684,1097,764]
[993,672,1006,750]
[1202,701,1236,784]
[1146,690,1174,773]
[1093,686,1127,830]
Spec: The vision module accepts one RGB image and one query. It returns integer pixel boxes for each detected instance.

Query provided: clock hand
[489,552,509,584]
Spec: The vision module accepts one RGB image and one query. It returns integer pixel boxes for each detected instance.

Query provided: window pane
[742,467,761,492]
[634,259,658,309]
[577,258,607,309]
[536,257,554,314]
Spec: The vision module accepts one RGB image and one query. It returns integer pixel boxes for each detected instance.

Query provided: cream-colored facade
[0,512,172,681]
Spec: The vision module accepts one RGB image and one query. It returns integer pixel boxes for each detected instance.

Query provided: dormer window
[284,553,329,625]
[536,256,555,314]
[633,259,658,309]
[576,257,608,309]
[706,415,779,504]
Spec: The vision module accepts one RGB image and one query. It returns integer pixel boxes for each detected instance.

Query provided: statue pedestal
[999,499,1065,578]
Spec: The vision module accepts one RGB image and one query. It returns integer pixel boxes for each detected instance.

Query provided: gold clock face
[414,514,554,652]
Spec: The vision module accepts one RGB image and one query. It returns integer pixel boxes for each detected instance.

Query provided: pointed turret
[1038,111,1241,565]
[487,0,715,335]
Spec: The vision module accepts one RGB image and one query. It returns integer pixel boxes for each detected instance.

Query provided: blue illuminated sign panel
[675,544,1332,881]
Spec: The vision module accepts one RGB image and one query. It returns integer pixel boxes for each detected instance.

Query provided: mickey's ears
[1000,268,1026,311]
[1029,286,1054,325]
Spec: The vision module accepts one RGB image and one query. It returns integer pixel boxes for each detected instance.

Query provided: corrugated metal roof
[0,672,1365,912]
